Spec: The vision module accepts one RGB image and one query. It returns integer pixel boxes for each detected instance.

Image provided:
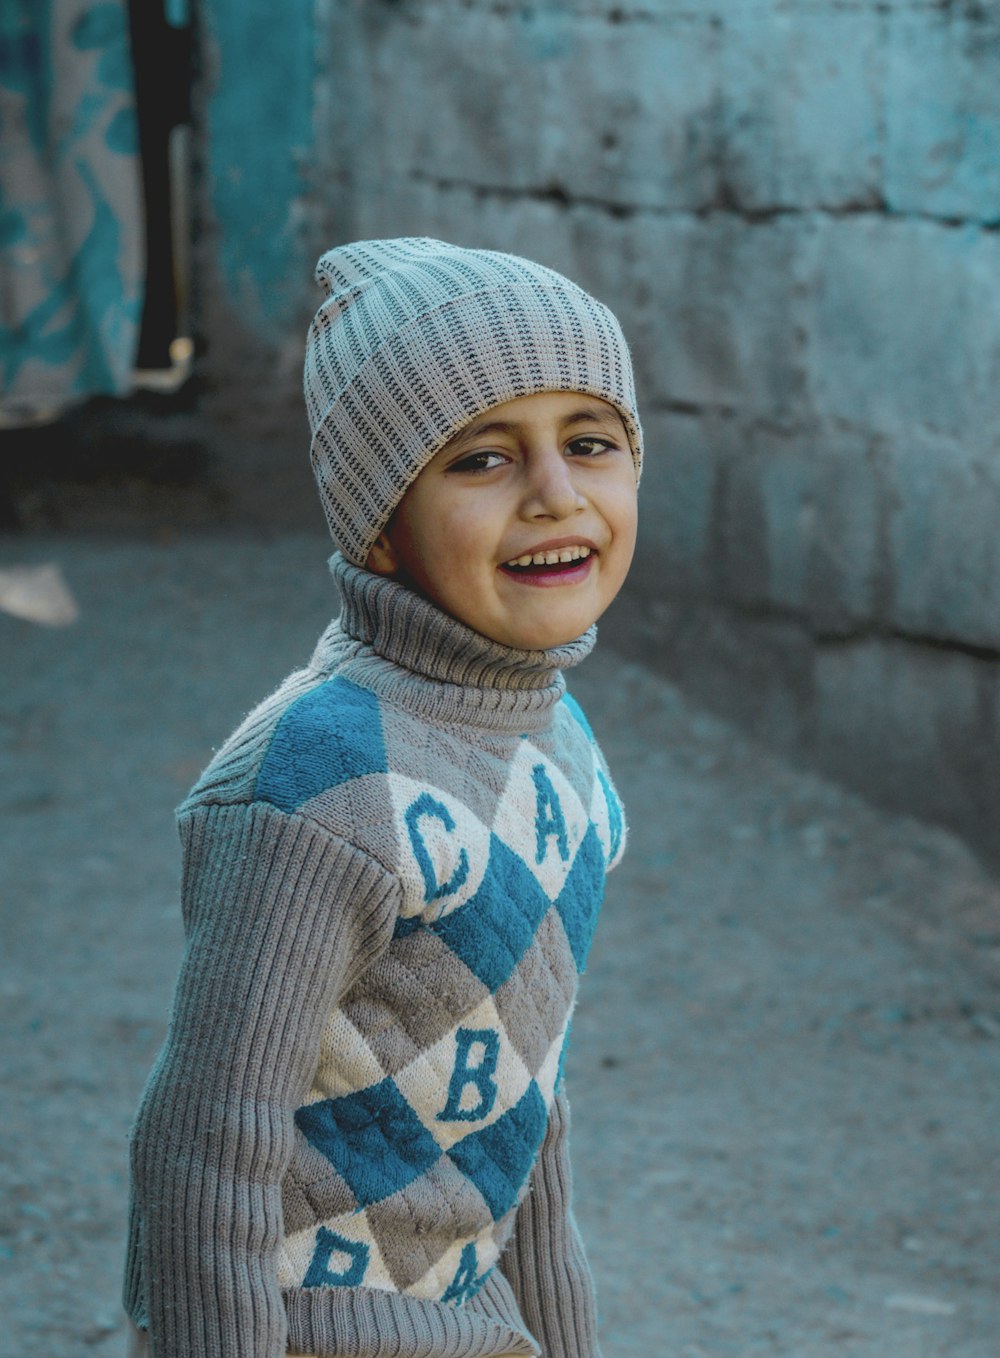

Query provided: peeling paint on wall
[200,0,315,330]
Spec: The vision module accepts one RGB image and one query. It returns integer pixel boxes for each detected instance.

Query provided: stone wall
[196,0,1000,862]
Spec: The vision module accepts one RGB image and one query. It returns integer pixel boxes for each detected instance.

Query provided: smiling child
[124,238,642,1358]
[366,389,637,650]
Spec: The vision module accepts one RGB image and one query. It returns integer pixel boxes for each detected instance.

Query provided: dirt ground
[2,533,998,1358]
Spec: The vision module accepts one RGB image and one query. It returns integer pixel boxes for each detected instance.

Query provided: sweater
[123,555,626,1358]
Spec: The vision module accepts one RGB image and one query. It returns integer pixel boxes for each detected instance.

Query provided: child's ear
[366,530,399,576]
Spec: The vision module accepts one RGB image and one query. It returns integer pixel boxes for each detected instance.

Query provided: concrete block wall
[195,0,1000,862]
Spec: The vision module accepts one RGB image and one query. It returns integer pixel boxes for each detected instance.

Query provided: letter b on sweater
[438,1027,500,1122]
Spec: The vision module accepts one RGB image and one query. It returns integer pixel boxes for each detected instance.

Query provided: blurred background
[5,0,1000,859]
[2,2,1000,1355]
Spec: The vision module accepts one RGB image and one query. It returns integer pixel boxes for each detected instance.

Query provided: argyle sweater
[124,555,626,1358]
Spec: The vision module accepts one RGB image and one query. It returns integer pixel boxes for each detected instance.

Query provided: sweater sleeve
[125,800,400,1358]
[499,1090,604,1358]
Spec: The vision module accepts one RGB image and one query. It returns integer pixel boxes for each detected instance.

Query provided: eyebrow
[454,405,623,445]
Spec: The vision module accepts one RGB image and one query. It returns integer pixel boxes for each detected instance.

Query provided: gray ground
[2,534,998,1358]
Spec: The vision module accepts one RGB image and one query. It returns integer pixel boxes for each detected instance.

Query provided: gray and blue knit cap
[304,237,643,566]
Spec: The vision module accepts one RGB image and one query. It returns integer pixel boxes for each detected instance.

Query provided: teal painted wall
[200,0,315,332]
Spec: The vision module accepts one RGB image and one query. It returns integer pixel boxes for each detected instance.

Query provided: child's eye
[567,436,616,457]
[448,450,508,474]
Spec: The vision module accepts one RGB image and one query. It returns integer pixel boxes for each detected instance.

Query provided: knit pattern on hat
[304,237,643,565]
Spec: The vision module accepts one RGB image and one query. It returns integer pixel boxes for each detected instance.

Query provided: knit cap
[304,237,643,566]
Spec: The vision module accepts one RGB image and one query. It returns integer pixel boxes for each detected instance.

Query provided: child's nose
[521,446,586,520]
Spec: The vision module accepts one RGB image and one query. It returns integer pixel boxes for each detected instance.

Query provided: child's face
[367,391,638,649]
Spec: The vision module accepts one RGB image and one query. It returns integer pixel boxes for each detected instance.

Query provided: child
[123,237,643,1358]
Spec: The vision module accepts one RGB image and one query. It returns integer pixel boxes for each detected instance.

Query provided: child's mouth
[498,545,594,586]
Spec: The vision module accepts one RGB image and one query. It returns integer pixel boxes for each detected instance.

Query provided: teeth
[506,546,592,568]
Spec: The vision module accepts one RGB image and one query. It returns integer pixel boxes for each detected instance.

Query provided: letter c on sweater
[405,792,471,903]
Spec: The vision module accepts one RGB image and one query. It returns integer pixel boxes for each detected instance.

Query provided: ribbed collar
[313,554,595,733]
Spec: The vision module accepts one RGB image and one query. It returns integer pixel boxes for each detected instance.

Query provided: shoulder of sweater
[181,664,392,814]
[555,689,611,776]
[558,689,595,742]
[174,795,400,878]
[557,688,627,868]
[171,800,403,982]
[179,661,329,811]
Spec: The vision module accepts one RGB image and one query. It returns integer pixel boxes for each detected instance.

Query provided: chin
[467,603,597,651]
[507,623,589,650]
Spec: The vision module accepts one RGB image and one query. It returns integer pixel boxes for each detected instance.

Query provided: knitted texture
[124,558,625,1358]
[304,237,643,565]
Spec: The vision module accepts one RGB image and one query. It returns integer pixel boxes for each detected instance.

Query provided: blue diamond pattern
[446,1081,548,1221]
[295,1078,441,1207]
[430,833,551,991]
[254,677,386,811]
[554,822,605,972]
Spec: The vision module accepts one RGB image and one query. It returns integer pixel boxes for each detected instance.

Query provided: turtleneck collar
[311,554,596,733]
